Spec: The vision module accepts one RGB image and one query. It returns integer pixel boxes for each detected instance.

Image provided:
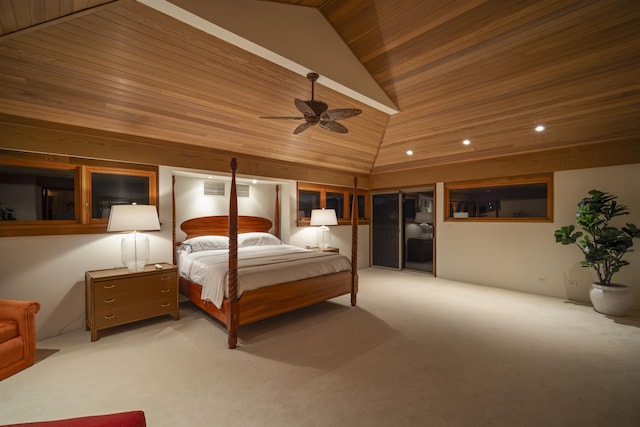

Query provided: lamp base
[121,232,149,272]
[316,225,331,250]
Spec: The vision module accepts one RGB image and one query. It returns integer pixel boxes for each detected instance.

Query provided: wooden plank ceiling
[0,0,639,178]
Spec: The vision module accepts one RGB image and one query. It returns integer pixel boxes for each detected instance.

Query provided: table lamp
[310,208,338,250]
[107,204,160,271]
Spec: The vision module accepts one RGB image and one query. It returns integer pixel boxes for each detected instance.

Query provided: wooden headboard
[181,215,273,239]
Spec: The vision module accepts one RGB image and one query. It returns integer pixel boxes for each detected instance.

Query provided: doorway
[372,189,435,273]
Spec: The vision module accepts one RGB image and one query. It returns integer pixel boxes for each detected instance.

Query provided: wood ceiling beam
[369,140,640,190]
[0,114,368,188]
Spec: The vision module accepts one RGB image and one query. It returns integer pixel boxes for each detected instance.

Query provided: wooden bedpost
[227,158,239,349]
[172,175,177,265]
[351,176,358,306]
[274,185,281,239]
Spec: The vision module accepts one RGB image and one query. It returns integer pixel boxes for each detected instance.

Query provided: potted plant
[554,189,640,316]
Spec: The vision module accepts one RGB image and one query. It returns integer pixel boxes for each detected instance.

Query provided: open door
[372,189,434,273]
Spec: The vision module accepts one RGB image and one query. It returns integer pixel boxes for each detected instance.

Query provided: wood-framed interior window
[0,150,158,237]
[444,174,553,222]
[83,166,157,224]
[297,182,369,226]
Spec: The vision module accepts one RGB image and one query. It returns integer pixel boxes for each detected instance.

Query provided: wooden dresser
[85,263,179,341]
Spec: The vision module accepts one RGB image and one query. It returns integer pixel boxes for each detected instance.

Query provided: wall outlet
[567,280,578,287]
[537,277,547,283]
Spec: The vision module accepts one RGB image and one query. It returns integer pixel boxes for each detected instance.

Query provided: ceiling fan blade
[259,116,305,120]
[295,98,315,116]
[319,120,348,133]
[323,108,362,121]
[293,122,313,134]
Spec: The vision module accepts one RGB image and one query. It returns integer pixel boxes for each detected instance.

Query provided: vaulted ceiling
[1,0,639,184]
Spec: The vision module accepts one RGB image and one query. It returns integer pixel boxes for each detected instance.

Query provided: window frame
[0,150,158,237]
[444,173,553,222]
[83,165,157,225]
[296,182,369,226]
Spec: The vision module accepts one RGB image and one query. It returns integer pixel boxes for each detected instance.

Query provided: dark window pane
[349,194,366,219]
[298,190,320,218]
[0,165,75,221]
[449,183,548,218]
[326,192,344,218]
[91,173,150,219]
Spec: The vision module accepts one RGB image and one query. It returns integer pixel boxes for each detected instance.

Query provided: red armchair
[0,299,40,381]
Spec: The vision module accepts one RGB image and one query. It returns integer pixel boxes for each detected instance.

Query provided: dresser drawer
[95,297,178,329]
[93,272,177,299]
[93,285,176,310]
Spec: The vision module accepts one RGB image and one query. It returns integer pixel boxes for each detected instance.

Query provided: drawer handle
[160,289,171,293]
[103,284,116,289]
[104,298,116,303]
[161,303,171,308]
[160,276,172,281]
[104,314,116,320]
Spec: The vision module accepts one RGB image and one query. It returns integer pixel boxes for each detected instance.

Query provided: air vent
[203,181,225,196]
[237,184,250,198]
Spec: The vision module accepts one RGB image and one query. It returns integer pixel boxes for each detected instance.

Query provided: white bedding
[178,244,352,308]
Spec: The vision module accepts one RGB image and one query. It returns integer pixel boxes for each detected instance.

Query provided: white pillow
[238,232,281,247]
[180,235,229,253]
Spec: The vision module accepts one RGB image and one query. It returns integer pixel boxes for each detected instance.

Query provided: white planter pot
[589,283,634,317]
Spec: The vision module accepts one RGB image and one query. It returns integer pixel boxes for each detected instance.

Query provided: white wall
[436,163,640,309]
[2,163,638,341]
[174,175,282,242]
[0,167,175,339]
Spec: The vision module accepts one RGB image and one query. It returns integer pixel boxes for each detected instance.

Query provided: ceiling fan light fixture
[260,72,361,134]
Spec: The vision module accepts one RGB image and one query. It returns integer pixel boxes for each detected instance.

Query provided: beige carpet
[1,268,639,426]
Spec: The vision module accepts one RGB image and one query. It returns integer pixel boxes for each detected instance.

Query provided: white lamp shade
[107,204,160,232]
[310,209,338,226]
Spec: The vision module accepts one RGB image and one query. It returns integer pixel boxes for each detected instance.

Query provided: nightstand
[85,263,179,341]
[309,246,340,253]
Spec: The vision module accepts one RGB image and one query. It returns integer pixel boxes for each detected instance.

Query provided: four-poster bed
[175,158,358,348]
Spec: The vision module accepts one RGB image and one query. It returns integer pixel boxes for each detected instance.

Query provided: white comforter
[178,244,352,308]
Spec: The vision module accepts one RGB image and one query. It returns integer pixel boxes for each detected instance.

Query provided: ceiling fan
[260,72,362,134]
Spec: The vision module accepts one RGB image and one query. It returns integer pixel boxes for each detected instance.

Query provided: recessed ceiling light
[406,150,414,156]
[462,139,471,145]
[535,125,545,132]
